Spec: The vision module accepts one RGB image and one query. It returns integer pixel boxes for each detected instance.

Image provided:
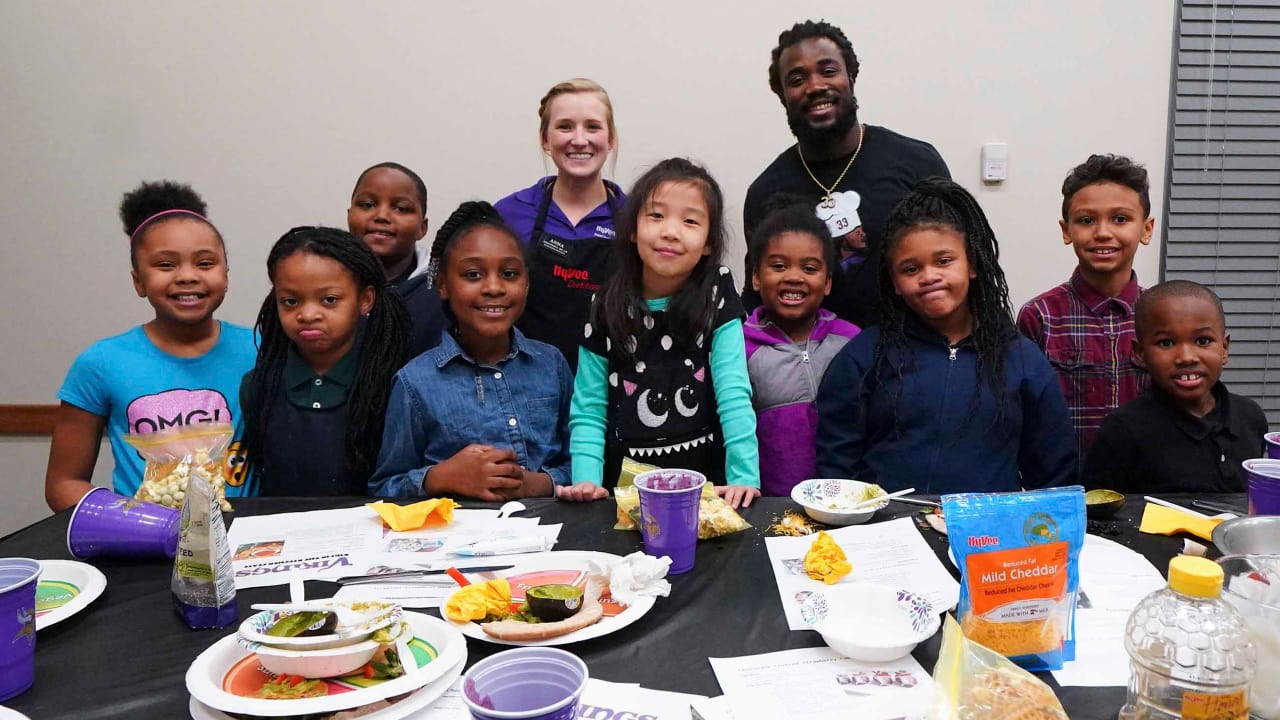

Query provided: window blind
[1165,0,1280,422]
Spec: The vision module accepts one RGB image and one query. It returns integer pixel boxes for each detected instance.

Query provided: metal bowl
[1213,516,1280,556]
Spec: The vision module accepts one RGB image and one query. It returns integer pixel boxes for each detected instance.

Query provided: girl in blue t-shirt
[568,158,761,508]
[47,181,257,510]
[241,227,408,496]
[815,178,1076,493]
[369,201,573,500]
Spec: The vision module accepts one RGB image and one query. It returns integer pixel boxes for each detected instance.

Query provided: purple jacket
[743,307,860,496]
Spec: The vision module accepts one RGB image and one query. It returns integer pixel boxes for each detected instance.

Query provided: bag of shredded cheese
[942,486,1084,672]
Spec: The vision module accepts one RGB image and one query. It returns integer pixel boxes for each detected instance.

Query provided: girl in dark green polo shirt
[240,227,409,495]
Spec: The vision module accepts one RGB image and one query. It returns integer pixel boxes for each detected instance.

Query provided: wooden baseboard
[0,404,59,435]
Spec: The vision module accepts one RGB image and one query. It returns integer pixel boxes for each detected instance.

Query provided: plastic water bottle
[1119,556,1256,720]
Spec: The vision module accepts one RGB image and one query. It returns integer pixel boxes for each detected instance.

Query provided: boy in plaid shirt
[1018,155,1155,457]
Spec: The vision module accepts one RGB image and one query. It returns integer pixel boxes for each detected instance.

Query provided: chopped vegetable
[266,611,332,638]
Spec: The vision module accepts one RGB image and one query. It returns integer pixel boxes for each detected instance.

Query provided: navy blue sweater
[815,320,1077,493]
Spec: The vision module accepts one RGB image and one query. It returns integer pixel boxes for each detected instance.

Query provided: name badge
[540,236,570,258]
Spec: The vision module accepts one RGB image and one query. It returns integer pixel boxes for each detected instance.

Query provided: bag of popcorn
[124,423,234,512]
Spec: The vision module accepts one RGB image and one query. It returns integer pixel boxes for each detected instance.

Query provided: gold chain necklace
[797,123,865,209]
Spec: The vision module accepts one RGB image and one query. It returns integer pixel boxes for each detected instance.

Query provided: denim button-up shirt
[369,328,573,498]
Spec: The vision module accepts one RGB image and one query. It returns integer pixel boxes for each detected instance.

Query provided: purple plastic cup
[1265,433,1280,460]
[66,487,181,559]
[0,558,41,702]
[1243,459,1280,516]
[633,468,705,575]
[462,647,589,720]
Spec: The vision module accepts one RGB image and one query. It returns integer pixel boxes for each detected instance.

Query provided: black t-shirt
[1081,382,1268,493]
[742,124,950,328]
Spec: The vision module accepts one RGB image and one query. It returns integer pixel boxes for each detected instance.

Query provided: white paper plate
[189,653,464,720]
[186,611,465,717]
[0,707,32,720]
[35,560,107,631]
[445,550,657,646]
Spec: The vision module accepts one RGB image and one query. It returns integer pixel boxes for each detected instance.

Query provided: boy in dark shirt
[1083,280,1267,492]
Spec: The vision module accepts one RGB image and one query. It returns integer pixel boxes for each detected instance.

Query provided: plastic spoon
[848,487,916,512]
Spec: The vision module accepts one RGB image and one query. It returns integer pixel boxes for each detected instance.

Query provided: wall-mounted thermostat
[982,142,1008,182]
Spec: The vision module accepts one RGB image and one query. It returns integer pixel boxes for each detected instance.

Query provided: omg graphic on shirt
[126,388,232,434]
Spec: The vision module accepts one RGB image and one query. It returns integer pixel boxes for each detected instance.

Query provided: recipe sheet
[227,506,560,589]
[764,517,959,631]
[710,646,931,720]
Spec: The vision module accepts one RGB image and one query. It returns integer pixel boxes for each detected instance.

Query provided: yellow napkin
[444,578,512,623]
[804,531,852,585]
[367,498,460,531]
[1138,503,1224,542]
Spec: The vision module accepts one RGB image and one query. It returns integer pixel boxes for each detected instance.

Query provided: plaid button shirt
[1017,270,1149,457]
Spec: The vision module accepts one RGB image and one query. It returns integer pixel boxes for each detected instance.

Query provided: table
[0,493,1239,719]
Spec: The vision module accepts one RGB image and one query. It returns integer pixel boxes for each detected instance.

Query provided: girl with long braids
[369,201,574,500]
[241,227,408,496]
[814,178,1076,493]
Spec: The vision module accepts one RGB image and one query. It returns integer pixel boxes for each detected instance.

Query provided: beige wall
[0,1,1176,536]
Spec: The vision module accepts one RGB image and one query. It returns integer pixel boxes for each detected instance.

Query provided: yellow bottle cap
[1168,555,1223,598]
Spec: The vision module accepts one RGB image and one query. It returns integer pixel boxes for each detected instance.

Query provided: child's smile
[438,226,529,363]
[752,231,831,342]
[131,219,229,328]
[1134,294,1229,417]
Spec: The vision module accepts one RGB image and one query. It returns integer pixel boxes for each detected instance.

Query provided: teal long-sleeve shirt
[569,295,759,488]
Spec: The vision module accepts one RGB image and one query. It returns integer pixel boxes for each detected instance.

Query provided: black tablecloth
[0,493,1243,719]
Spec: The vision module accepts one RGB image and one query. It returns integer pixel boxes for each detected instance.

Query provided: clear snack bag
[928,615,1068,720]
[172,470,237,628]
[943,486,1085,672]
[615,482,750,539]
[124,423,233,512]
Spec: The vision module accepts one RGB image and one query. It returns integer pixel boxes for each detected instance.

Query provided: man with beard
[743,20,951,328]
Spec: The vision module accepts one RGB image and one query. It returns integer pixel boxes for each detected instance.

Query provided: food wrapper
[124,423,233,512]
[927,615,1068,720]
[444,578,511,623]
[367,498,460,531]
[615,482,750,540]
[803,531,851,584]
[943,487,1084,672]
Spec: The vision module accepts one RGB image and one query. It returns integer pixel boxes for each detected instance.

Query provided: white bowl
[791,478,888,526]
[801,582,940,662]
[243,620,409,679]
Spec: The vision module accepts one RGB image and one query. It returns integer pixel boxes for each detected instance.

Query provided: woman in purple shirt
[494,78,624,372]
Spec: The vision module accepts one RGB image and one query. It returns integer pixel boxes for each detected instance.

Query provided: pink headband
[129,208,213,241]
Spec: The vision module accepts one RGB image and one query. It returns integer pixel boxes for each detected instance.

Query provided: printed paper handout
[710,646,931,720]
[764,517,959,631]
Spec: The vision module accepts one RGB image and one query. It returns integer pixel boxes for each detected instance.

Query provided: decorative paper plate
[185,611,465,717]
[445,550,657,646]
[35,560,107,631]
[189,654,464,720]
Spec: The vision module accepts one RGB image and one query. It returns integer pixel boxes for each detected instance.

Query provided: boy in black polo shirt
[1083,280,1267,492]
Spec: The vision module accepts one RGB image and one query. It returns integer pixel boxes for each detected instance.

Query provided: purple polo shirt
[493,177,625,245]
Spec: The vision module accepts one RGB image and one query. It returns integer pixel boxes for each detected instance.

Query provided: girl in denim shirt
[369,201,573,500]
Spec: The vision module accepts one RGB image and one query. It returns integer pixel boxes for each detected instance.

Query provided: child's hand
[717,484,760,509]
[555,482,610,502]
[430,444,523,502]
